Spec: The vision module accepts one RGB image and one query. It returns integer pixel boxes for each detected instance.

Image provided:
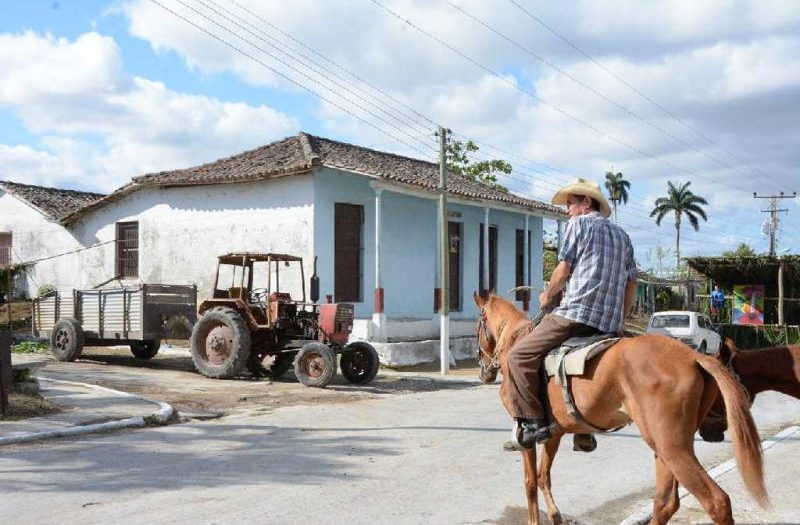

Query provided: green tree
[604,171,631,223]
[446,139,510,191]
[722,243,756,257]
[650,181,708,270]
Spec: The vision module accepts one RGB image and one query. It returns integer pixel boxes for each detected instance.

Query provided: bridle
[476,308,500,373]
[475,304,549,374]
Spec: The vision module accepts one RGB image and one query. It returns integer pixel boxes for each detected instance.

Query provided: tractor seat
[269,292,292,303]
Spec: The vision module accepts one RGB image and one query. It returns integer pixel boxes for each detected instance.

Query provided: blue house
[32,132,567,365]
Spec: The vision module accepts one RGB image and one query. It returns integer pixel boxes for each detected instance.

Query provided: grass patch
[11,341,48,354]
[1,392,60,421]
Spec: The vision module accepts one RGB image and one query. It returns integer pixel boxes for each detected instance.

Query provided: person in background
[710,285,725,323]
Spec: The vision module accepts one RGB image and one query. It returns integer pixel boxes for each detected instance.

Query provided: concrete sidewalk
[0,375,174,446]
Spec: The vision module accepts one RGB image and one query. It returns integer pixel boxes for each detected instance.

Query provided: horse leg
[537,432,564,525]
[659,448,733,524]
[649,456,680,525]
[521,447,541,525]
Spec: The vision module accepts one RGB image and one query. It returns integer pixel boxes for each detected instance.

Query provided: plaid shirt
[552,211,637,333]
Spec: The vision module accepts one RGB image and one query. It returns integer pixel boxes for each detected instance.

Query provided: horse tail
[696,355,768,507]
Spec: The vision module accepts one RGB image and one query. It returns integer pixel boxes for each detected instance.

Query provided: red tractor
[190,253,379,387]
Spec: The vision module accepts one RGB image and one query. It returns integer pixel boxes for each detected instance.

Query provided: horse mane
[485,293,529,353]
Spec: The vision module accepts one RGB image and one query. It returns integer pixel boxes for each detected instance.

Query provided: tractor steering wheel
[249,287,269,304]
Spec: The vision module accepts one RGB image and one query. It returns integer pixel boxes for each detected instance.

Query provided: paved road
[1,383,798,525]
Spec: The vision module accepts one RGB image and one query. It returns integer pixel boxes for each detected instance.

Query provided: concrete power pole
[437,126,450,375]
[754,191,796,256]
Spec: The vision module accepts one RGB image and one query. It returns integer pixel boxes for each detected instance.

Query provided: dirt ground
[34,346,480,420]
[1,392,61,420]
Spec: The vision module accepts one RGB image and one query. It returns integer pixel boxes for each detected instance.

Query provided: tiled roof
[63,132,566,223]
[0,180,104,221]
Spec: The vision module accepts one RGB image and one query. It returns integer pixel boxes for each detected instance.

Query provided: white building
[2,133,566,364]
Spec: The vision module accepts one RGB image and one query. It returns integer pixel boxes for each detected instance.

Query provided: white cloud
[0,30,298,192]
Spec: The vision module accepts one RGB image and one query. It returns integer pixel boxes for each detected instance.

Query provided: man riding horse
[507,177,638,449]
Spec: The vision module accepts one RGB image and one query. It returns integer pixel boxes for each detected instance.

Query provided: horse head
[473,292,525,384]
[473,292,499,383]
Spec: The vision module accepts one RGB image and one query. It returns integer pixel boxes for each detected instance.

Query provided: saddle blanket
[543,335,620,378]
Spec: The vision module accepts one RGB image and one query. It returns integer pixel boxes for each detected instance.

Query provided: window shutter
[0,232,11,266]
[334,203,363,302]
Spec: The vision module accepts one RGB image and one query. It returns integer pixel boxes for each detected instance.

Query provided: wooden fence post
[0,330,10,416]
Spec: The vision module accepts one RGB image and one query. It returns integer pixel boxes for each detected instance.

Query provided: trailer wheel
[131,339,161,359]
[294,343,336,388]
[340,342,380,384]
[191,307,251,379]
[50,318,84,362]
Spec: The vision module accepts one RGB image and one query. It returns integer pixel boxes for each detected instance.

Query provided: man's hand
[538,291,549,309]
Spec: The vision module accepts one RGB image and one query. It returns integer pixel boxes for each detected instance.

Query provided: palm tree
[604,171,630,223]
[650,181,708,269]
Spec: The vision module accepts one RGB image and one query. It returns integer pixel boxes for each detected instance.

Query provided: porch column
[778,258,785,325]
[433,201,441,313]
[373,187,385,337]
[483,207,490,296]
[557,220,565,252]
[523,215,530,311]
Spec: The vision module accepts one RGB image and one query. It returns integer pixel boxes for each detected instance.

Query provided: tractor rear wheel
[130,339,161,359]
[294,343,336,388]
[191,307,251,379]
[340,342,380,384]
[50,318,84,362]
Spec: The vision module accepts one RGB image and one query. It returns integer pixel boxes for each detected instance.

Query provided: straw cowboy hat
[552,177,612,218]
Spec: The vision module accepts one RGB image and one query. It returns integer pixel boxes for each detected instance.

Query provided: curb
[0,377,175,447]
[617,425,800,525]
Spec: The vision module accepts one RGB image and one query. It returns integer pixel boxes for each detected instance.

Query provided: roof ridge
[0,179,105,198]
[297,132,321,166]
[303,132,438,169]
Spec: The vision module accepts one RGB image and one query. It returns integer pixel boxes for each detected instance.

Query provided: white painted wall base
[371,336,477,367]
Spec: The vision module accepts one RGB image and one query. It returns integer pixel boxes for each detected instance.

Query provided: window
[116,221,139,278]
[479,224,498,294]
[448,221,462,311]
[334,203,363,302]
[515,229,532,301]
[650,315,690,328]
[0,232,11,266]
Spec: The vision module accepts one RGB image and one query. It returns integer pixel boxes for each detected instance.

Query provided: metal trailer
[32,284,197,361]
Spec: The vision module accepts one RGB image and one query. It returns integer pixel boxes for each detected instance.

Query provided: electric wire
[147,0,438,161]
[368,0,776,199]
[503,0,780,190]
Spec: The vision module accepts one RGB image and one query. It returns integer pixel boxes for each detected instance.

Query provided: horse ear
[725,338,739,355]
[473,291,484,307]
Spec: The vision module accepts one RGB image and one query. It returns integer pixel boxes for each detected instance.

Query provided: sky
[1,0,799,272]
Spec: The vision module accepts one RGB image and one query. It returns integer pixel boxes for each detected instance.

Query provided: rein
[476,303,551,373]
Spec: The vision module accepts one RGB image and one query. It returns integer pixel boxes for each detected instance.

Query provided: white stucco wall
[69,176,315,298]
[0,190,84,298]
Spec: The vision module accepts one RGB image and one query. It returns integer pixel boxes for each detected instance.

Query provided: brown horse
[700,340,800,442]
[474,293,767,525]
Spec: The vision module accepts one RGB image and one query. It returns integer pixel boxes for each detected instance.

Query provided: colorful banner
[732,285,765,325]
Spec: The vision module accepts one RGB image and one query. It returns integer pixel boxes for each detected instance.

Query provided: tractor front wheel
[191,308,251,379]
[340,342,380,384]
[294,343,336,388]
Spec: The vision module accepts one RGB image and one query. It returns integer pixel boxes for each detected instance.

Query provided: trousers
[502,313,598,420]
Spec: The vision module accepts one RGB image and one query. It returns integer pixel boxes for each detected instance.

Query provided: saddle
[539,334,621,434]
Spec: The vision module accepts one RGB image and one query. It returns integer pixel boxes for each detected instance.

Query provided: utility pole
[437,126,450,375]
[754,191,796,256]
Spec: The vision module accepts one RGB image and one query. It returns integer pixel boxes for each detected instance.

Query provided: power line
[502,0,779,191]
[198,0,437,140]
[147,0,438,161]
[440,0,751,183]
[368,0,775,200]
